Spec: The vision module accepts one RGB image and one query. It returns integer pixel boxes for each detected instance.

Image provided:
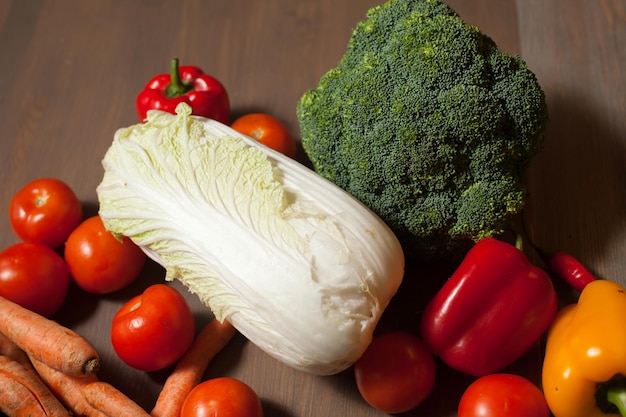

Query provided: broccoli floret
[297,0,548,261]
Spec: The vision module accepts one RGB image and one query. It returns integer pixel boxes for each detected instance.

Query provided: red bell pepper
[136,58,230,124]
[419,237,558,377]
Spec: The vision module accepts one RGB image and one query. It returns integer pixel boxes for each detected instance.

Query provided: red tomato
[111,284,195,371]
[458,373,550,417]
[354,331,436,414]
[181,377,264,417]
[231,113,297,158]
[9,178,83,249]
[0,243,70,317]
[64,216,145,294]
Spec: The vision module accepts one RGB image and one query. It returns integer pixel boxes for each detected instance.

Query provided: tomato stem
[34,196,48,207]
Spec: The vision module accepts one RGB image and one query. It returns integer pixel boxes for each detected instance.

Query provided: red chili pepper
[136,58,230,124]
[519,215,596,293]
[419,237,558,377]
[544,250,597,292]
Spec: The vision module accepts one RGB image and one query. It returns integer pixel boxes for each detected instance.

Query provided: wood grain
[0,1,624,416]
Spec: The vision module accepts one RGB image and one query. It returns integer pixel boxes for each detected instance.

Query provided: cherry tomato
[458,373,550,417]
[64,215,145,294]
[231,113,297,158]
[0,243,70,317]
[111,284,195,371]
[354,331,436,414]
[181,377,264,417]
[9,178,83,249]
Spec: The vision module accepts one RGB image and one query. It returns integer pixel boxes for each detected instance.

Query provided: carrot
[0,368,47,417]
[82,381,151,417]
[0,332,29,365]
[29,357,107,417]
[0,355,70,416]
[0,295,100,376]
[151,318,237,417]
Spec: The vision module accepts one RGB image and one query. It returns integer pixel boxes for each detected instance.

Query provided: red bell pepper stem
[607,386,626,416]
[165,58,192,98]
[514,232,524,252]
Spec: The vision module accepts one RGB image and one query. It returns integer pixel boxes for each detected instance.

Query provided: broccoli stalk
[297,0,548,261]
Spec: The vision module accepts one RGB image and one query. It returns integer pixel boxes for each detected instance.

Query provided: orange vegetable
[82,381,150,417]
[0,332,29,365]
[0,296,100,376]
[0,355,70,416]
[231,113,297,158]
[0,368,47,417]
[543,279,626,417]
[29,358,106,417]
[151,319,237,417]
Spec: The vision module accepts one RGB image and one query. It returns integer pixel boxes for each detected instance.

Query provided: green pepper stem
[165,57,191,98]
[607,386,626,417]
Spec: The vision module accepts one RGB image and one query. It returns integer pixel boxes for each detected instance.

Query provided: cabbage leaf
[97,103,404,375]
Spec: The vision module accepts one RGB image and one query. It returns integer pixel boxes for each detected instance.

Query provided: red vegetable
[231,113,297,159]
[9,178,82,249]
[419,237,558,376]
[0,243,70,317]
[520,216,596,292]
[136,58,230,124]
[354,331,436,414]
[111,284,195,372]
[180,377,263,417]
[458,373,550,417]
[64,216,145,294]
[544,250,597,292]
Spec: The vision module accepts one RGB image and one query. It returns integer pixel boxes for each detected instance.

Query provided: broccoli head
[297,0,548,261]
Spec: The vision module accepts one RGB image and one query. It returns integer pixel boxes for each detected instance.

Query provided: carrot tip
[83,358,100,375]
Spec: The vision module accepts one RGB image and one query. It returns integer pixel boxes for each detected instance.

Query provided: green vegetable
[97,103,404,376]
[297,0,548,261]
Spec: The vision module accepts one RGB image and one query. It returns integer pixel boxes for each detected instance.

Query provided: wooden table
[1,1,624,416]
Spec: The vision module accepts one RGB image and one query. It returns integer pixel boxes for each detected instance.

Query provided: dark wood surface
[1,1,624,416]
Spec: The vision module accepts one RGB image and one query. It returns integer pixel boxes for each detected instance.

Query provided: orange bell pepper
[542,279,626,417]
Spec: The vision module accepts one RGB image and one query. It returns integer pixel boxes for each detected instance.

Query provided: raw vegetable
[0,296,100,376]
[0,369,48,417]
[81,381,151,417]
[0,355,70,417]
[180,377,263,417]
[297,0,548,261]
[64,215,146,294]
[136,57,230,124]
[0,333,29,365]
[97,102,404,375]
[110,284,195,372]
[0,242,70,317]
[521,218,597,292]
[152,318,237,417]
[419,237,558,376]
[9,177,83,249]
[542,250,597,292]
[29,358,107,417]
[458,374,550,417]
[354,331,436,414]
[542,279,626,417]
[231,113,297,159]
